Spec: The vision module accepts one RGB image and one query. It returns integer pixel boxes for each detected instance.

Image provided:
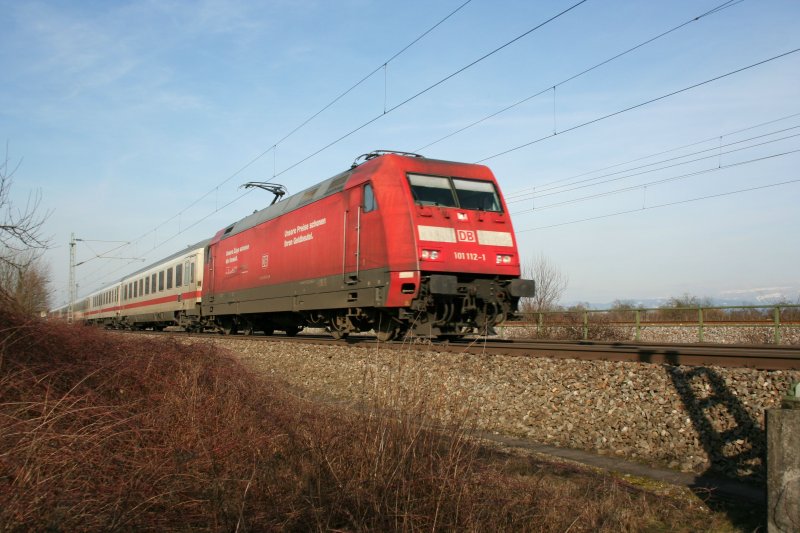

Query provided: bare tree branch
[521,253,568,313]
[1,142,51,272]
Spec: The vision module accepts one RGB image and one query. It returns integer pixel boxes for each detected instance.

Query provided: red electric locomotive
[201,151,534,340]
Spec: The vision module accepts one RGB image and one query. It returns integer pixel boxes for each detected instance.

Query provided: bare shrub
[558,311,631,342]
[0,251,50,314]
[657,294,714,322]
[520,253,568,313]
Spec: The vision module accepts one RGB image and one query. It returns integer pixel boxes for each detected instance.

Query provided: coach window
[159,271,164,292]
[133,282,137,299]
[363,183,376,213]
[176,264,183,287]
[138,279,144,297]
[189,261,196,284]
[452,178,502,212]
[183,261,190,286]
[152,274,157,293]
[407,174,457,207]
[145,277,150,295]
[167,268,173,290]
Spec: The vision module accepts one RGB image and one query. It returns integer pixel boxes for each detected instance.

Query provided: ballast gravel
[193,336,798,483]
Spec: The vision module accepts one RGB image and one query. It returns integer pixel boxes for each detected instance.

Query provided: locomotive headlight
[421,249,441,260]
[496,254,513,264]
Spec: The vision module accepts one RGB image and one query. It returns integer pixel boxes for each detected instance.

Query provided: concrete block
[768,408,800,533]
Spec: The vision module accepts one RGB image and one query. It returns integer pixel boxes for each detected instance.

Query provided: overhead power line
[518,178,800,232]
[270,0,591,179]
[476,47,800,163]
[513,147,800,214]
[271,0,475,151]
[414,0,742,153]
[507,125,800,203]
[504,111,800,199]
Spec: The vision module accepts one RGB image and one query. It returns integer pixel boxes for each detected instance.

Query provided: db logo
[456,230,476,242]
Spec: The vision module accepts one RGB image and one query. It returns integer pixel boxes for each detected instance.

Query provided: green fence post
[698,307,704,343]
[774,306,781,345]
[583,310,588,340]
[635,309,641,342]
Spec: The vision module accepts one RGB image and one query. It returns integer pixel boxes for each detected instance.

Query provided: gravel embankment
[498,325,800,345]
[193,336,798,483]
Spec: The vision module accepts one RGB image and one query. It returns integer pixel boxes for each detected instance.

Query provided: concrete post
[767,383,800,532]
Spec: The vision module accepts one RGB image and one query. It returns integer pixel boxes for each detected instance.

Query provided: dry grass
[0,304,745,531]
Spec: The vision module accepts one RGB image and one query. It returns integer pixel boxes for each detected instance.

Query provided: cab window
[363,183,377,213]
[407,174,457,207]
[453,178,502,212]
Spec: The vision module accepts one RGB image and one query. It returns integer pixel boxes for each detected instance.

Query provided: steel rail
[123,331,800,371]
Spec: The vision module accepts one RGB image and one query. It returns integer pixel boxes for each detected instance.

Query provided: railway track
[130,330,800,370]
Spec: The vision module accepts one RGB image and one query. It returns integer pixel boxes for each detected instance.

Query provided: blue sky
[2,0,798,306]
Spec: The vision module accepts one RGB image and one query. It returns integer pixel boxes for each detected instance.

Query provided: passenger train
[53,151,535,340]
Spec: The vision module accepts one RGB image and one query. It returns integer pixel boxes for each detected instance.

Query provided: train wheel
[329,328,349,340]
[284,326,300,337]
[220,319,237,335]
[373,312,398,342]
[375,328,396,342]
[327,315,350,340]
[239,319,254,336]
[263,327,274,336]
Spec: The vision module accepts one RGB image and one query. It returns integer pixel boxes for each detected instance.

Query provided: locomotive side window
[453,178,502,212]
[407,174,457,207]
[363,183,376,213]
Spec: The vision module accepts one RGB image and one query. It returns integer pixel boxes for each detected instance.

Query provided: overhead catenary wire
[506,125,800,203]
[504,111,800,199]
[414,0,742,153]
[269,0,591,179]
[476,47,800,163]
[512,147,800,214]
[517,178,800,232]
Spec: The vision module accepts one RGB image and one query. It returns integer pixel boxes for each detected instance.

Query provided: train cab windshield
[407,173,502,212]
